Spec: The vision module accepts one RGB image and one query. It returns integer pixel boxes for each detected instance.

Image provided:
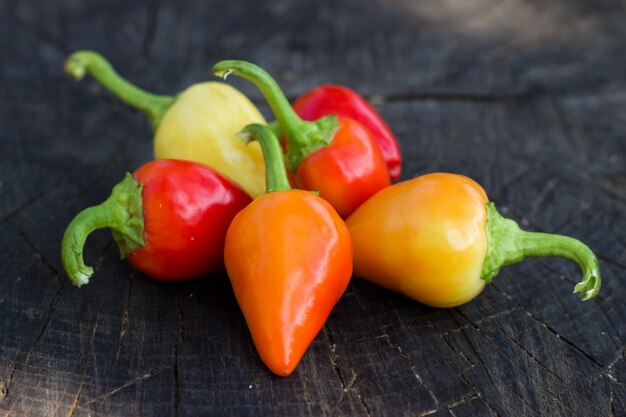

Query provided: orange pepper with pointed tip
[224,124,352,376]
[346,173,601,308]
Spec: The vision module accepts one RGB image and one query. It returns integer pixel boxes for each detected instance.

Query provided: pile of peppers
[61,51,601,376]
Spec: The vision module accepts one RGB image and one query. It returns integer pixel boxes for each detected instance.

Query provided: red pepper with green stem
[61,159,252,286]
[293,84,402,181]
[224,123,352,376]
[213,60,391,218]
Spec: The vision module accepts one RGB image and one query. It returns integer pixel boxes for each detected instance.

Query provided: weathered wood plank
[1,0,624,415]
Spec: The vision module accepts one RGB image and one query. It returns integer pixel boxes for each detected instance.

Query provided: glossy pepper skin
[293,85,402,181]
[347,173,601,308]
[224,124,352,376]
[213,60,390,218]
[64,51,267,197]
[61,159,252,286]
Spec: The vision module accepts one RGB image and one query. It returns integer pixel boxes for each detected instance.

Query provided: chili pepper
[64,51,267,197]
[224,123,352,376]
[293,84,402,181]
[346,173,600,308]
[61,159,252,286]
[213,61,391,218]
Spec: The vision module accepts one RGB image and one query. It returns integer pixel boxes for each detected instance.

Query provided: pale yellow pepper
[64,51,266,197]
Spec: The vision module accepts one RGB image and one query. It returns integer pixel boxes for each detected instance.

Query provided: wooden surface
[1,0,625,415]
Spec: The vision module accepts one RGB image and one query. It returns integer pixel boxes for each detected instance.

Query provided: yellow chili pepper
[346,173,600,308]
[64,51,267,197]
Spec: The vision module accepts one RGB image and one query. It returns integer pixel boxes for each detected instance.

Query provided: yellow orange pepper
[346,173,600,308]
[64,51,266,197]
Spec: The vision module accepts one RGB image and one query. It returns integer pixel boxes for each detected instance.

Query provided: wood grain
[1,0,624,415]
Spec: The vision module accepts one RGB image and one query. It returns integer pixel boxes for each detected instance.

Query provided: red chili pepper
[224,124,352,376]
[213,61,390,218]
[61,159,252,286]
[293,85,402,181]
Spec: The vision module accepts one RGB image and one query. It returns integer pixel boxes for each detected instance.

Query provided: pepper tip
[64,56,87,81]
[212,67,233,80]
[573,272,600,301]
[70,268,93,288]
[236,129,254,145]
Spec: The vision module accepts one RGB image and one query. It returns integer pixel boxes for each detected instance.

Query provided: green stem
[61,173,145,287]
[481,203,600,301]
[267,120,283,139]
[64,51,175,130]
[238,124,291,192]
[213,60,339,172]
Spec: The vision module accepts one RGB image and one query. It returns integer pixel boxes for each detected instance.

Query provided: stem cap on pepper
[61,173,145,287]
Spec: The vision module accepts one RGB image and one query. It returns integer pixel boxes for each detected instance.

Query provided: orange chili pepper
[224,124,352,376]
[346,173,600,308]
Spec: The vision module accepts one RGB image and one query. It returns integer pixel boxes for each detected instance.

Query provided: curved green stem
[61,173,145,287]
[64,51,175,130]
[266,120,283,139]
[481,203,600,300]
[213,60,339,171]
[238,124,291,193]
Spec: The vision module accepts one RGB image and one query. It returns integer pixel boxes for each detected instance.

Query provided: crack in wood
[610,380,616,417]
[131,0,159,74]
[458,373,508,417]
[546,277,573,321]
[543,163,626,210]
[60,175,112,210]
[416,408,440,416]
[597,347,626,386]
[448,395,500,417]
[380,323,441,409]
[497,327,567,384]
[323,324,371,417]
[17,228,60,277]
[449,311,545,416]
[67,365,89,417]
[0,364,15,402]
[530,178,559,215]
[67,307,104,416]
[447,393,481,409]
[328,372,359,416]
[0,179,65,226]
[594,301,622,350]
[116,272,134,362]
[438,334,508,416]
[21,280,65,369]
[172,293,184,417]
[438,307,520,337]
[172,344,179,417]
[440,333,476,370]
[491,286,604,368]
[176,294,186,344]
[79,367,168,407]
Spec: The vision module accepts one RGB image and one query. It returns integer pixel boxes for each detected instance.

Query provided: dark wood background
[1,0,625,415]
